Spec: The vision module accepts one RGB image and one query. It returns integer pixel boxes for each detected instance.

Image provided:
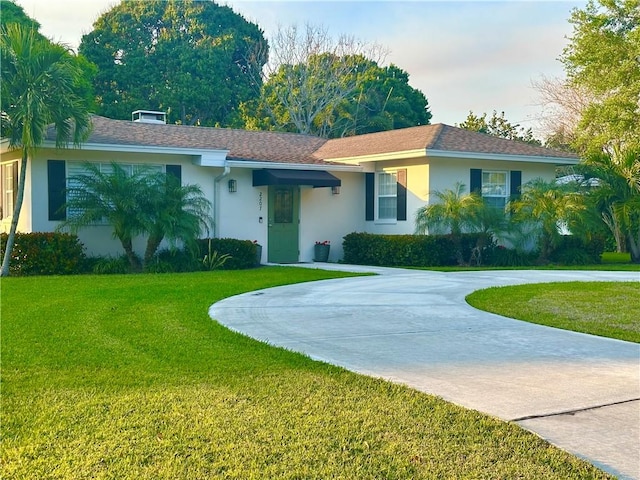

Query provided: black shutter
[166,164,182,183]
[47,160,66,220]
[470,168,482,195]
[510,170,522,198]
[365,173,374,221]
[396,169,407,221]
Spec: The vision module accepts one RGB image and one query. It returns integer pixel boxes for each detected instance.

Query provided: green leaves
[458,111,541,146]
[577,148,640,261]
[61,163,212,271]
[561,0,640,152]
[0,24,92,152]
[79,0,266,127]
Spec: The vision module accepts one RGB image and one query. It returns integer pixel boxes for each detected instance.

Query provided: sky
[14,0,587,136]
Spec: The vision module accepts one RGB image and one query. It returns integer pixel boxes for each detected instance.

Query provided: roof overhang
[323,148,427,165]
[227,159,361,172]
[35,140,230,165]
[426,149,580,165]
[252,168,341,188]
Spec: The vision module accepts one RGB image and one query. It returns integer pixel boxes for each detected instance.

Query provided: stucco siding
[299,171,364,262]
[428,156,558,196]
[365,160,430,236]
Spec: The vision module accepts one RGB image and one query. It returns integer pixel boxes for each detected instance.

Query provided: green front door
[268,185,300,263]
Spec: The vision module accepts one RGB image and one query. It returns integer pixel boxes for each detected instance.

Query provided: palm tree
[415,182,483,236]
[510,178,586,263]
[0,24,91,276]
[415,182,486,265]
[61,164,212,271]
[60,163,150,271]
[142,174,212,267]
[577,148,640,262]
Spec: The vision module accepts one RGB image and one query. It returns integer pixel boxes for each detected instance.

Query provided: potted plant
[314,240,330,262]
[253,240,262,266]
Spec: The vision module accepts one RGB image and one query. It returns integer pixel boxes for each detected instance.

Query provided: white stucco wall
[19,146,570,264]
[362,158,430,236]
[0,149,27,234]
[427,156,558,195]
[299,171,364,262]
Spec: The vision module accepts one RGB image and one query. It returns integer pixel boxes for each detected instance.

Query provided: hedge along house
[0,111,578,263]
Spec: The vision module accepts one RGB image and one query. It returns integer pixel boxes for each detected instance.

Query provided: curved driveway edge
[209,266,640,479]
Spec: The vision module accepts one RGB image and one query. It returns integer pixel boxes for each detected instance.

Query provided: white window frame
[377,170,398,221]
[481,170,509,209]
[1,162,17,220]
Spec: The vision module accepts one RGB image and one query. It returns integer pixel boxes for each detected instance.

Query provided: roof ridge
[90,114,324,139]
[425,123,446,149]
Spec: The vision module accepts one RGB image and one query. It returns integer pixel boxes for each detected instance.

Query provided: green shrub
[196,238,259,270]
[0,232,86,276]
[145,248,201,273]
[342,232,491,267]
[486,246,536,267]
[90,255,130,274]
[550,235,605,265]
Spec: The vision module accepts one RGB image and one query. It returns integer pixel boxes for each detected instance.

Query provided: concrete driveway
[209,266,640,479]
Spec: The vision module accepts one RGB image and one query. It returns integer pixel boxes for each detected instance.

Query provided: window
[65,162,164,220]
[481,171,508,209]
[1,162,18,220]
[378,171,397,219]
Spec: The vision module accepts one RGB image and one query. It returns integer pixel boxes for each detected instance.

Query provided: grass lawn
[466,281,640,343]
[1,268,617,479]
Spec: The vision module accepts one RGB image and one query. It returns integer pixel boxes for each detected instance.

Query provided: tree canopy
[243,53,431,138]
[240,23,430,138]
[561,0,640,153]
[79,0,267,127]
[458,111,542,146]
[0,0,40,31]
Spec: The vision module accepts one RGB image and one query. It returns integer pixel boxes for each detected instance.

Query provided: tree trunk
[601,208,626,253]
[1,150,28,277]
[144,231,164,268]
[120,237,141,272]
[628,229,640,264]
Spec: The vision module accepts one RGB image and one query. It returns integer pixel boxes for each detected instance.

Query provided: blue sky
[16,0,586,136]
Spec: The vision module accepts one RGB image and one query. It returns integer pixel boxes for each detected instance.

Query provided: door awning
[252,169,341,188]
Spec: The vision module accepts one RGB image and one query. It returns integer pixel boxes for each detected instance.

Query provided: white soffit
[40,140,229,165]
[323,149,427,164]
[426,149,580,165]
[226,160,362,172]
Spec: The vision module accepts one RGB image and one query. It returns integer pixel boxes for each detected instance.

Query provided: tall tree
[561,0,640,153]
[531,75,593,151]
[245,52,431,138]
[0,0,40,31]
[328,61,432,137]
[79,0,267,126]
[244,23,413,137]
[576,148,640,262]
[458,110,542,146]
[0,24,91,277]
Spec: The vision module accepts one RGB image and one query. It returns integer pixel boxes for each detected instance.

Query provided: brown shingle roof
[50,115,330,164]
[316,123,578,160]
[48,116,577,164]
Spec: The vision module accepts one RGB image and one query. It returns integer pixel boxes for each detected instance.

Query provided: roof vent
[132,110,166,124]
